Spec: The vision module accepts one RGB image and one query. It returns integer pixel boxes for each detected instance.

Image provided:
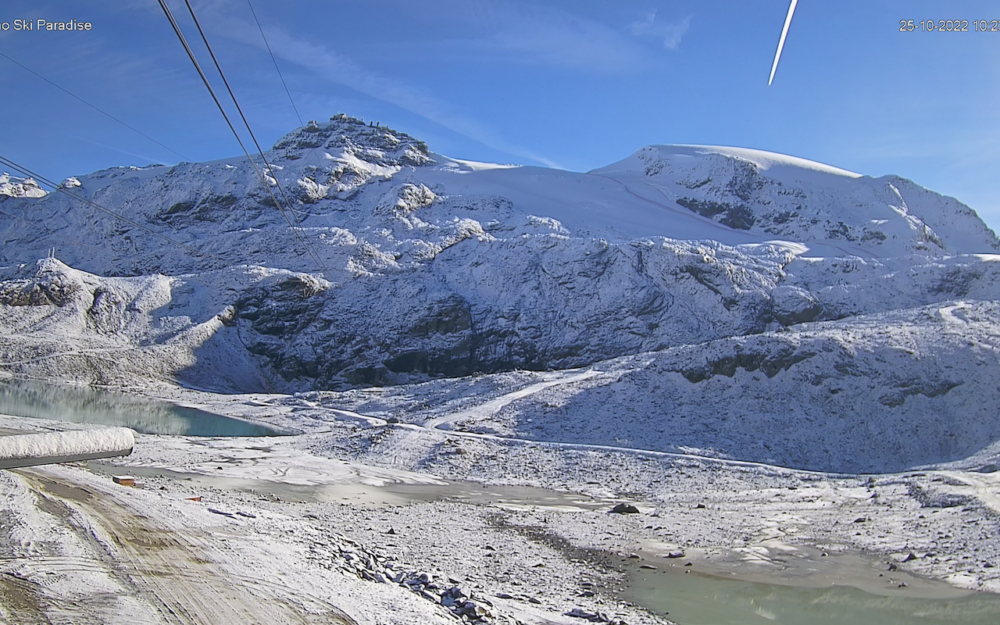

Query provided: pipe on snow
[0,427,134,469]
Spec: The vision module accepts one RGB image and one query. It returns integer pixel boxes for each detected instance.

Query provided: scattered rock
[564,607,627,624]
[610,503,640,514]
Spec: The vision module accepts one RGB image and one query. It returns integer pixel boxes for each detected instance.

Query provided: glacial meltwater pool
[627,564,1000,625]
[0,379,285,437]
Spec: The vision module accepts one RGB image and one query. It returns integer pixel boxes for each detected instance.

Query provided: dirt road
[1,467,357,625]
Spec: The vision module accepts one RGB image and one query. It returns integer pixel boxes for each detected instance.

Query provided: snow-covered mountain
[2,114,999,471]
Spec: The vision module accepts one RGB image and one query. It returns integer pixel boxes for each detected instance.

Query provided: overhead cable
[0,153,226,265]
[181,0,304,230]
[0,50,190,162]
[246,0,304,127]
[157,0,326,272]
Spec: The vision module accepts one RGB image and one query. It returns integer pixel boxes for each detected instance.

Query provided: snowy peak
[0,173,46,198]
[270,114,434,203]
[272,114,433,168]
[591,145,1000,255]
[600,144,863,180]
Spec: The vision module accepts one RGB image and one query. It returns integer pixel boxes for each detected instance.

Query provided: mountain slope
[592,145,1000,256]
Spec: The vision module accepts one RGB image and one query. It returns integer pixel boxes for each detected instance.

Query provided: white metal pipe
[0,427,134,469]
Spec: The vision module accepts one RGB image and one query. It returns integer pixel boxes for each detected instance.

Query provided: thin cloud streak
[383,0,650,73]
[73,134,161,166]
[221,20,562,168]
[628,10,692,50]
[481,2,648,71]
[769,0,799,85]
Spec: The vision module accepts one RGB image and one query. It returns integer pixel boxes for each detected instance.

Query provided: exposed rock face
[596,145,1000,255]
[466,300,1000,473]
[275,114,433,202]
[236,275,473,386]
[770,285,823,325]
[230,237,786,388]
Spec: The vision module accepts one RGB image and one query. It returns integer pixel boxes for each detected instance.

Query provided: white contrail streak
[768,0,799,85]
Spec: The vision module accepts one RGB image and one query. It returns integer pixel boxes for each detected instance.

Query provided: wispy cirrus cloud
[219,18,562,168]
[337,0,651,74]
[628,10,692,50]
[465,2,648,72]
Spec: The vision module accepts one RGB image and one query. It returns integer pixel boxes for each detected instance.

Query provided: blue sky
[1,1,999,230]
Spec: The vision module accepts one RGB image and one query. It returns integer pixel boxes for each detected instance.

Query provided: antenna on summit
[768,0,799,86]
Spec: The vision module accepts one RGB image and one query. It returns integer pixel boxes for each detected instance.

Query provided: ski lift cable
[160,0,326,273]
[180,0,306,234]
[0,50,190,162]
[181,0,319,261]
[246,0,304,127]
[0,153,228,265]
[0,204,145,261]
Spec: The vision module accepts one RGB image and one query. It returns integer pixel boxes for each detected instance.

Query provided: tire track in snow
[16,469,358,625]
[423,368,601,431]
[933,470,1000,515]
[338,368,847,479]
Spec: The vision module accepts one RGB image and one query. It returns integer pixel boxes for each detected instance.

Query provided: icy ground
[2,380,999,625]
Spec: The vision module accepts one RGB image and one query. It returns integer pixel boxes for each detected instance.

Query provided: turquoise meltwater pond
[627,566,1000,625]
[0,379,285,437]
